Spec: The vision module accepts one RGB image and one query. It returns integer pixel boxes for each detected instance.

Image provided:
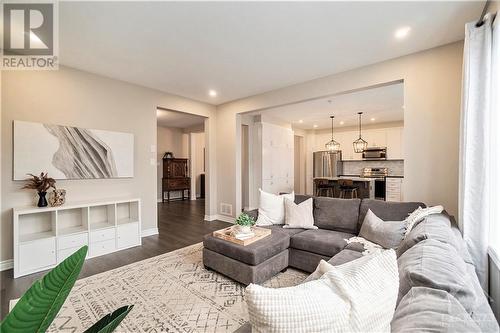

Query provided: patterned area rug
[43,243,307,332]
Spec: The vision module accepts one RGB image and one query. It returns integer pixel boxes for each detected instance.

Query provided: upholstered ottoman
[202,231,290,285]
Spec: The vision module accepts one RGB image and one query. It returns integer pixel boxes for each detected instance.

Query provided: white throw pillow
[304,252,380,283]
[283,198,317,229]
[246,250,399,333]
[256,189,294,226]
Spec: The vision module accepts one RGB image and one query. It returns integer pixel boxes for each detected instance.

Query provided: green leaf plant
[235,212,255,227]
[0,246,133,333]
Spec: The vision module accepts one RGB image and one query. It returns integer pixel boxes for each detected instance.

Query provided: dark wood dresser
[162,158,190,202]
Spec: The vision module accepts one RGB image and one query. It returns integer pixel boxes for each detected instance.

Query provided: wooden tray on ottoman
[213,226,271,246]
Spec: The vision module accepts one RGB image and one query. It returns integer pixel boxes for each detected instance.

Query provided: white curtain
[459,13,498,291]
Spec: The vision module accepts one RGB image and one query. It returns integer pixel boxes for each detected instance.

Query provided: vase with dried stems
[22,172,56,207]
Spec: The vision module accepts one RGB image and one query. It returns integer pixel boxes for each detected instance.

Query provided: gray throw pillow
[397,239,476,313]
[359,209,406,249]
[391,287,480,332]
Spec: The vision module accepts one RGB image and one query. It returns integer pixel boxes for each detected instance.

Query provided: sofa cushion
[397,239,476,313]
[391,287,481,332]
[288,248,330,273]
[290,229,354,257]
[262,224,306,236]
[328,249,364,266]
[313,197,361,233]
[464,262,500,332]
[398,213,465,258]
[203,231,289,266]
[450,224,474,265]
[358,199,425,232]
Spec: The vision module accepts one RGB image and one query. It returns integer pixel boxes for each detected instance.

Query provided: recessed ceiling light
[340,121,345,125]
[313,124,318,128]
[298,120,303,123]
[395,26,411,40]
[208,90,217,97]
[371,118,376,121]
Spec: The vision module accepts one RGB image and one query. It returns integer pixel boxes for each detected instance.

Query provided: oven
[361,167,388,200]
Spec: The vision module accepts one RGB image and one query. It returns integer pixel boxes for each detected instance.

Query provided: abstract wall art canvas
[13,120,134,180]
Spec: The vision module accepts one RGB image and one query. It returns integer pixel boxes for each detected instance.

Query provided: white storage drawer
[90,239,116,257]
[58,246,88,263]
[386,194,402,202]
[58,233,88,250]
[117,223,140,249]
[386,182,401,189]
[19,238,56,273]
[90,227,116,243]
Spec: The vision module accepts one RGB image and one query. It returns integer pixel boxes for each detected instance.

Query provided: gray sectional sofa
[203,195,499,332]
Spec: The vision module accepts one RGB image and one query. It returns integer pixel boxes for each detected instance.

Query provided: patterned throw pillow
[246,250,399,333]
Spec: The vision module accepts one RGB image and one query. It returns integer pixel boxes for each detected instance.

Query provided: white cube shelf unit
[13,198,141,278]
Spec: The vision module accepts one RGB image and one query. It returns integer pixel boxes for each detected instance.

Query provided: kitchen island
[313,177,375,199]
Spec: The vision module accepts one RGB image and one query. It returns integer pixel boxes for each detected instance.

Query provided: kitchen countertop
[338,174,404,179]
[341,159,404,162]
[314,177,375,182]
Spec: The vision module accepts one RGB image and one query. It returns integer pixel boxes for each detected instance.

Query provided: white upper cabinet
[386,127,403,159]
[363,129,387,147]
[332,126,403,160]
[259,123,294,193]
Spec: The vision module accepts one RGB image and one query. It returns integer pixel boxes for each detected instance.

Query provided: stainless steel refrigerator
[313,151,342,178]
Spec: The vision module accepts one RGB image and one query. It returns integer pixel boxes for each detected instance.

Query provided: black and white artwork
[13,120,134,180]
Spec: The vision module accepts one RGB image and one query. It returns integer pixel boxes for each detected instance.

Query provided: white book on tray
[234,232,255,240]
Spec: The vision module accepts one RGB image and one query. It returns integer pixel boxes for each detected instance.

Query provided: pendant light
[325,115,340,152]
[353,112,368,153]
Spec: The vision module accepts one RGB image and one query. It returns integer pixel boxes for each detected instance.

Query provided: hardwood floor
[0,199,230,320]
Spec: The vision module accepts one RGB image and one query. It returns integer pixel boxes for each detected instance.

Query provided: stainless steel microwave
[362,147,387,160]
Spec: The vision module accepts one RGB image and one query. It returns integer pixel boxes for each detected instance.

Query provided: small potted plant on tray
[235,212,255,234]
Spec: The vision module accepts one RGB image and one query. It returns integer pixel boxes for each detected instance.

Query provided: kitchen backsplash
[342,160,404,176]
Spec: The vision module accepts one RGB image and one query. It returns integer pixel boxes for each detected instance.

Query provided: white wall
[488,0,499,13]
[191,131,206,198]
[1,66,216,262]
[156,126,189,200]
[216,42,464,218]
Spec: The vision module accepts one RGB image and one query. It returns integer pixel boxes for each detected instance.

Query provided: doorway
[156,108,209,225]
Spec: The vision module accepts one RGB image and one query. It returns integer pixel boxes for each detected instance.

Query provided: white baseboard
[141,227,159,237]
[217,214,235,223]
[204,214,235,223]
[204,214,218,221]
[0,259,13,272]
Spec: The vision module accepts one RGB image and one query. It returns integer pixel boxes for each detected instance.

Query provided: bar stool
[338,179,358,199]
[315,179,334,197]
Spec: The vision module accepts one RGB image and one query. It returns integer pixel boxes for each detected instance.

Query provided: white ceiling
[59,2,484,104]
[157,109,205,129]
[248,83,404,130]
